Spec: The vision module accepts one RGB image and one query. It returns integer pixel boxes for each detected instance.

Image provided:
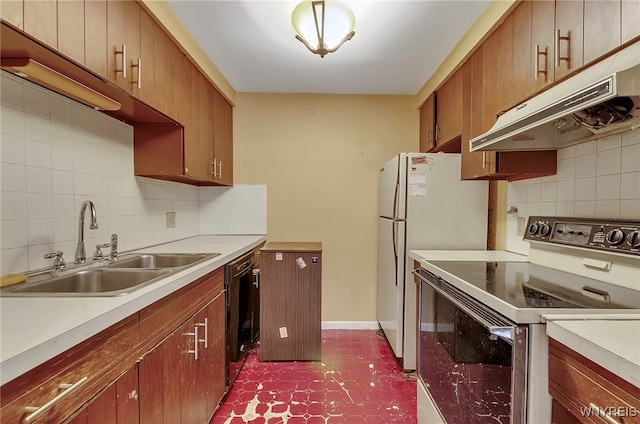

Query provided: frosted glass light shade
[291,1,355,51]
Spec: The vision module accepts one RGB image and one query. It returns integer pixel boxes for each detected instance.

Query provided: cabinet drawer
[1,315,139,424]
[139,267,224,353]
[549,339,640,424]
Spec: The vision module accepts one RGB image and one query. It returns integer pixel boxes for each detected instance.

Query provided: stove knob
[528,223,540,235]
[540,224,551,236]
[628,231,640,248]
[606,229,625,245]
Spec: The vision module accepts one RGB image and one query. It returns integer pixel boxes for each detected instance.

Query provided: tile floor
[210,330,417,424]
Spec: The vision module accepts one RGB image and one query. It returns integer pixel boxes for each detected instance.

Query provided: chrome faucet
[75,200,98,264]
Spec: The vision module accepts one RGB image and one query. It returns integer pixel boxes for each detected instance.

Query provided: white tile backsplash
[507,128,640,254]
[1,71,267,275]
[200,185,267,235]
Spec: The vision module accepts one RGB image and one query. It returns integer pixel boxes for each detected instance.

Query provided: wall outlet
[166,212,176,228]
[516,216,525,236]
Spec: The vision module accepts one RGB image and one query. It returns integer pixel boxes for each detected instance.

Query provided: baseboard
[321,321,380,330]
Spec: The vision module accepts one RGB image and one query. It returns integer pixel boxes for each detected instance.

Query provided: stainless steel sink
[0,252,221,297]
[3,269,171,297]
[107,253,220,269]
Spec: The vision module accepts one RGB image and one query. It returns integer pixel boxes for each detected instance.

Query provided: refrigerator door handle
[392,220,398,286]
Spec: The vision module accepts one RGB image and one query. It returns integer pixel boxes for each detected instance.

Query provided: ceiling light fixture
[1,58,121,111]
[291,0,355,58]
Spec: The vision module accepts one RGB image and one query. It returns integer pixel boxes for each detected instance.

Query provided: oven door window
[419,282,520,424]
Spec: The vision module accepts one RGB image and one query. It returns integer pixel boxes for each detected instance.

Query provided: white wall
[0,72,204,275]
[506,129,640,255]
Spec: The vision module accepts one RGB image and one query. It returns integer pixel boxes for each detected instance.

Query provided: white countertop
[409,249,528,263]
[0,235,266,386]
[545,314,640,388]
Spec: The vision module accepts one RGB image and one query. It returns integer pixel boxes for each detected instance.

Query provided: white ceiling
[166,0,491,95]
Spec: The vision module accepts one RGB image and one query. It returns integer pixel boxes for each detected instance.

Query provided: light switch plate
[166,212,176,228]
[516,217,525,236]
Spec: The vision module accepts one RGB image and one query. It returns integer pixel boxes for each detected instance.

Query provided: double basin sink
[1,253,220,297]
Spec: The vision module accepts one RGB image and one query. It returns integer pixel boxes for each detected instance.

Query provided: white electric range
[411,216,640,424]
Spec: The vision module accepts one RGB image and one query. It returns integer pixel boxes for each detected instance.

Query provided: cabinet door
[435,68,462,147]
[554,0,584,81]
[584,0,621,64]
[0,0,23,29]
[184,69,213,180]
[419,94,435,152]
[530,0,555,93]
[511,0,532,104]
[57,0,84,64]
[68,365,139,424]
[24,0,57,49]
[482,14,513,132]
[106,0,140,93]
[84,0,107,77]
[195,293,226,420]
[622,0,640,43]
[464,46,496,179]
[137,9,154,102]
[213,88,233,185]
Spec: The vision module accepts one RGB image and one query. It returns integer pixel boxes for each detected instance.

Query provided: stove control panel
[524,216,640,256]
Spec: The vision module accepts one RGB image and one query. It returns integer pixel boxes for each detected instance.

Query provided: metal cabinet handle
[434,125,440,144]
[211,159,217,177]
[186,325,199,360]
[23,376,88,423]
[534,45,547,81]
[219,161,223,180]
[253,268,260,288]
[115,44,127,79]
[196,318,208,348]
[555,29,571,68]
[588,404,621,424]
[131,58,142,89]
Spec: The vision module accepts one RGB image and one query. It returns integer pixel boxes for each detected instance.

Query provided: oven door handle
[412,269,518,343]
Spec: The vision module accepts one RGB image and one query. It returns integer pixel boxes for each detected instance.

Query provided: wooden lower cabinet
[65,365,139,424]
[260,242,322,361]
[549,338,640,424]
[1,267,228,424]
[138,290,226,424]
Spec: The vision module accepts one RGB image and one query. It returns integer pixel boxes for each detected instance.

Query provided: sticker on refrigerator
[411,156,427,164]
[409,170,427,197]
[295,257,307,269]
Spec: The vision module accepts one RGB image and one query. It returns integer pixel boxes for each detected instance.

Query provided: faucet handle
[93,243,111,261]
[110,234,118,260]
[44,251,66,274]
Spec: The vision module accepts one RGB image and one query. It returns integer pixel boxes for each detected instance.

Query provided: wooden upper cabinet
[482,14,513,133]
[435,67,462,147]
[57,0,84,65]
[137,9,155,102]
[554,0,584,81]
[419,94,435,152]
[84,0,107,76]
[622,0,640,43]
[0,0,24,29]
[511,0,532,104]
[24,0,56,49]
[584,0,621,64]
[106,0,140,93]
[184,68,213,181]
[530,0,555,93]
[213,88,233,185]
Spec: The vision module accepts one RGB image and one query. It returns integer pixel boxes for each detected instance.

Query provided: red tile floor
[210,330,417,424]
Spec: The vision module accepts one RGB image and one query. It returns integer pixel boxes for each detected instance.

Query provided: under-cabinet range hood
[471,40,640,152]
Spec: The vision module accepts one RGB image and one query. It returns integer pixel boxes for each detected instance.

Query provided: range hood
[471,40,640,152]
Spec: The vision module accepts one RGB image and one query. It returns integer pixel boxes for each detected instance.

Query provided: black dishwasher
[225,250,260,388]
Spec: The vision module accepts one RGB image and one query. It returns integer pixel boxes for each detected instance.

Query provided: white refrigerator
[377,153,488,371]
